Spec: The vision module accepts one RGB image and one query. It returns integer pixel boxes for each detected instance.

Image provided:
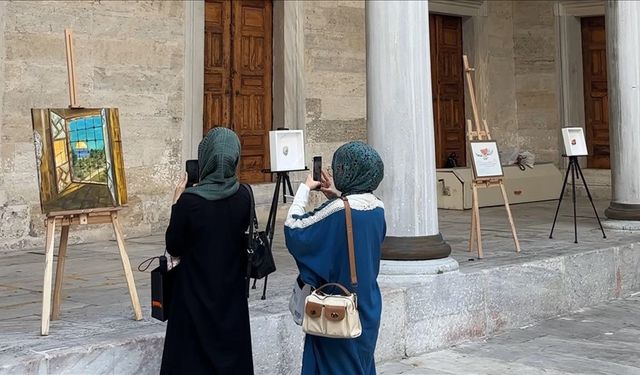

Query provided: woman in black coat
[160,127,253,375]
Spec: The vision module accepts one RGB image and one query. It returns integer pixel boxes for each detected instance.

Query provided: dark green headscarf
[332,141,384,196]
[185,127,241,200]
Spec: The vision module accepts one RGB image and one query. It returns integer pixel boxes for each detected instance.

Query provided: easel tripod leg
[575,162,607,239]
[472,185,483,258]
[41,217,57,336]
[571,160,578,243]
[499,182,521,253]
[468,206,476,253]
[110,212,143,321]
[549,160,572,238]
[51,224,70,321]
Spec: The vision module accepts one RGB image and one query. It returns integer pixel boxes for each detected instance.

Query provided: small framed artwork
[561,127,588,156]
[470,140,504,178]
[269,129,306,172]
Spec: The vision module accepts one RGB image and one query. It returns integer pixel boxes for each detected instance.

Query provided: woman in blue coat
[285,141,386,375]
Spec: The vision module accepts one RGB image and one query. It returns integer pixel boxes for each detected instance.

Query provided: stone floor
[1,197,639,374]
[378,294,640,375]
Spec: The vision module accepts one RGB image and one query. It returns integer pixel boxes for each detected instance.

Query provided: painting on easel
[31,107,127,213]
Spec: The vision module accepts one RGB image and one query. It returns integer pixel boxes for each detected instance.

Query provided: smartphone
[313,156,322,183]
[186,159,199,188]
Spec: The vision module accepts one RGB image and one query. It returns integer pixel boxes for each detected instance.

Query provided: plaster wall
[0,1,185,251]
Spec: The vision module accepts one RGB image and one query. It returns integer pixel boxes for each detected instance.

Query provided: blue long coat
[285,189,386,375]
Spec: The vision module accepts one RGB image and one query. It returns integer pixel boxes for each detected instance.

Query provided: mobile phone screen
[186,160,199,188]
[313,156,322,182]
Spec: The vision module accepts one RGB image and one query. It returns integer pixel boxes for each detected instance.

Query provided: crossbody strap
[341,196,357,286]
[242,183,256,251]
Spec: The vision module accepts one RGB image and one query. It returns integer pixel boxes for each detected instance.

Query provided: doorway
[430,14,466,168]
[204,0,273,183]
[581,16,609,169]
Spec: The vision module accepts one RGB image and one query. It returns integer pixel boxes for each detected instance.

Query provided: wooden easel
[463,55,521,258]
[40,30,142,336]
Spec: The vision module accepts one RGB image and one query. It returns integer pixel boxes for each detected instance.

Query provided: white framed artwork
[561,127,588,156]
[470,141,504,178]
[269,130,306,172]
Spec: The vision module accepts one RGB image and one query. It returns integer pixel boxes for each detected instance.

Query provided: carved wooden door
[581,16,609,169]
[430,14,466,168]
[204,0,272,183]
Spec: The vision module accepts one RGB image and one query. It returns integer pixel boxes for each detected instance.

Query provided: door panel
[233,0,272,182]
[430,14,466,168]
[204,0,272,183]
[204,0,231,133]
[581,16,610,169]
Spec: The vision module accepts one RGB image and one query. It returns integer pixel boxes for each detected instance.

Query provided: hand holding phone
[185,160,199,188]
[312,156,322,186]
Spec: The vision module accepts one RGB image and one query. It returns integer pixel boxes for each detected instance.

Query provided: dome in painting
[75,141,88,150]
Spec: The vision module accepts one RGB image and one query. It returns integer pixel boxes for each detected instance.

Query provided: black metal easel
[549,155,606,243]
[251,168,305,299]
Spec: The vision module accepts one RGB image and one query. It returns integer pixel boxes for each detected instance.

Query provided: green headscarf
[185,127,241,200]
[332,141,384,196]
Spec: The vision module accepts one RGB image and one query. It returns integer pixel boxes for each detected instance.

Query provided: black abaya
[160,186,253,375]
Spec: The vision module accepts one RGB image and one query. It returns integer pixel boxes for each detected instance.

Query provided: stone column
[366,0,452,261]
[604,1,640,221]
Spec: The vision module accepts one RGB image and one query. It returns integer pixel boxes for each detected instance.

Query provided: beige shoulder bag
[302,196,362,339]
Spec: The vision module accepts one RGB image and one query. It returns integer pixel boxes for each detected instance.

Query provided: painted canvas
[470,140,504,178]
[31,108,127,213]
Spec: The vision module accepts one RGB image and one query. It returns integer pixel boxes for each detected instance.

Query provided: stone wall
[0,1,185,251]
[470,0,561,164]
[302,0,367,166]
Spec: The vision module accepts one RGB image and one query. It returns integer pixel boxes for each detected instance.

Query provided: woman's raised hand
[173,172,188,204]
[304,173,322,191]
[320,169,340,199]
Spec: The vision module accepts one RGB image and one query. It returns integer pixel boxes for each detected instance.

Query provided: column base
[604,202,640,221]
[602,219,640,231]
[381,233,451,260]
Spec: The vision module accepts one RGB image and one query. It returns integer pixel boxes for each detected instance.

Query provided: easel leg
[111,212,143,321]
[266,174,282,239]
[575,162,606,238]
[51,224,70,321]
[468,206,476,253]
[281,172,288,203]
[41,217,57,336]
[549,159,572,239]
[285,173,294,196]
[472,185,483,258]
[571,160,578,243]
[500,182,521,253]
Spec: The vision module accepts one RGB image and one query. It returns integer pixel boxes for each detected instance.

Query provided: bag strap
[315,282,353,296]
[243,183,256,251]
[341,196,357,286]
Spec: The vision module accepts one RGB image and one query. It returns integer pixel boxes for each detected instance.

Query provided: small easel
[40,29,142,336]
[464,55,521,258]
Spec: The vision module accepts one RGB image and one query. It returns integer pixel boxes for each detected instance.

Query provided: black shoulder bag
[243,184,276,299]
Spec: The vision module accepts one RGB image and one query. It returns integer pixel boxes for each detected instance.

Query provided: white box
[269,130,305,172]
[561,127,588,156]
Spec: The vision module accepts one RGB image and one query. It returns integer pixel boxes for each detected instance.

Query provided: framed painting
[269,129,306,172]
[470,140,504,178]
[31,108,127,214]
[561,127,588,157]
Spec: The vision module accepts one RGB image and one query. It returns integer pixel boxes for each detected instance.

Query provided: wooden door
[430,14,466,168]
[581,16,609,169]
[204,0,231,133]
[232,0,272,182]
[204,0,272,183]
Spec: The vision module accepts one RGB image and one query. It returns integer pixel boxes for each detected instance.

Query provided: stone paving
[1,198,640,374]
[378,295,640,375]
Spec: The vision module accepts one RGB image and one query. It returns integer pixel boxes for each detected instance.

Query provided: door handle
[235,91,240,96]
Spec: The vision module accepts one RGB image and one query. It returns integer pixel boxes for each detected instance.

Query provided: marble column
[366,0,451,260]
[604,1,640,221]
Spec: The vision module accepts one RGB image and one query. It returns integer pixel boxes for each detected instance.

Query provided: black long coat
[160,186,253,375]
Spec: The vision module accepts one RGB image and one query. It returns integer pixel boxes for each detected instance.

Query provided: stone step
[3,239,639,375]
